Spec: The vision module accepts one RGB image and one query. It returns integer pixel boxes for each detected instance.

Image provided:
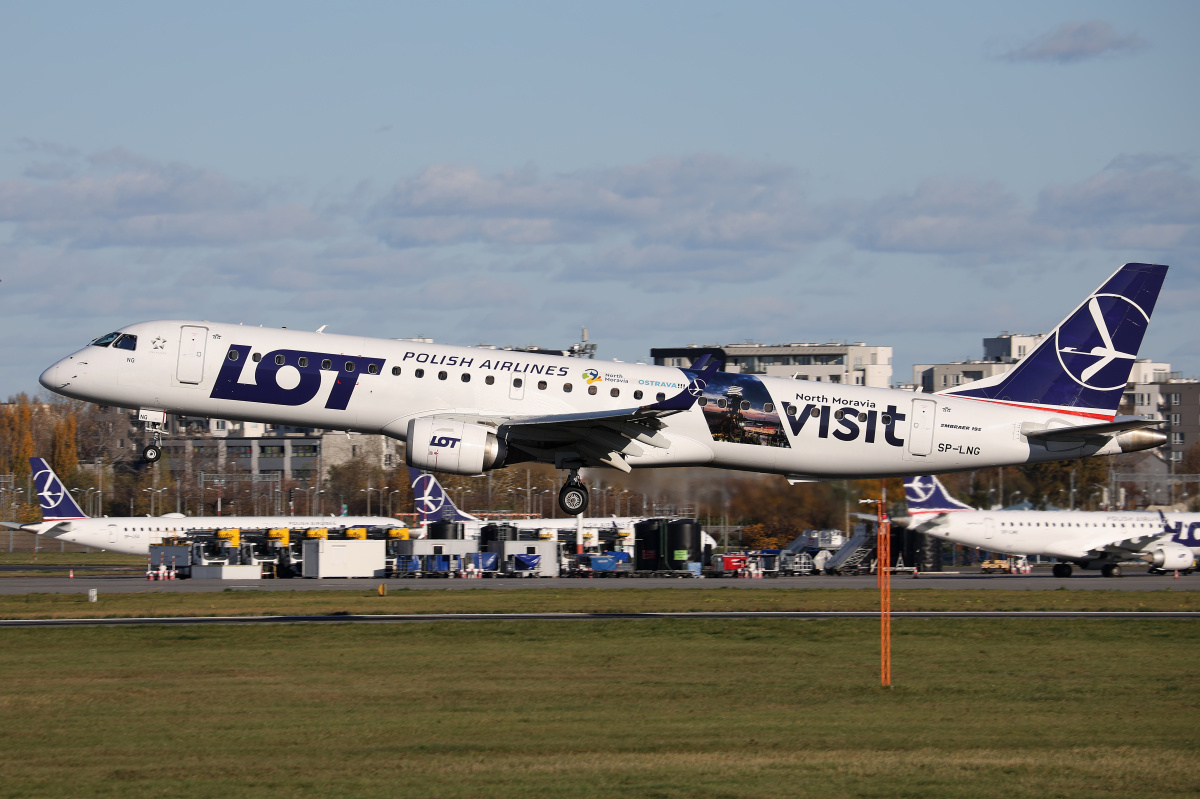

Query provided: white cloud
[850,179,1050,255]
[998,20,1148,64]
[0,149,331,248]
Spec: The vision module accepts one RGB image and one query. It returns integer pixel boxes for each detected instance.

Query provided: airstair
[824,528,875,574]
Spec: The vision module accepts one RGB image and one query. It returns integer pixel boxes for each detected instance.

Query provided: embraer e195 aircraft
[903,474,1198,578]
[4,458,402,556]
[40,263,1169,516]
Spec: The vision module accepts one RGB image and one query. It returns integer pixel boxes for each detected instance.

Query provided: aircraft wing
[1021,416,1164,441]
[451,356,720,473]
[1082,531,1176,560]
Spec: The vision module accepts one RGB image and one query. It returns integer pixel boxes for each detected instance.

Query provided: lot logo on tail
[411,473,446,518]
[29,458,87,520]
[1056,294,1147,391]
[904,475,974,516]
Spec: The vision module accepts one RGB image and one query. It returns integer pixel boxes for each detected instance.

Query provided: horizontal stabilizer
[1022,417,1164,441]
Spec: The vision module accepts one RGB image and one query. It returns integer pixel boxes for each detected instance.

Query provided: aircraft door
[984,518,995,540]
[107,524,118,545]
[907,398,936,456]
[509,375,526,400]
[177,325,208,384]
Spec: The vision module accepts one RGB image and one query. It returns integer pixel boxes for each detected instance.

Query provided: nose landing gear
[558,472,589,516]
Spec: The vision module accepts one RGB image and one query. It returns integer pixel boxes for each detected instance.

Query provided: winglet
[407,467,480,524]
[904,475,974,516]
[30,457,88,521]
[640,355,722,413]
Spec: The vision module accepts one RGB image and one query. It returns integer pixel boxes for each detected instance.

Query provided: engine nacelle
[1141,542,1195,570]
[405,418,505,476]
[1115,429,1168,453]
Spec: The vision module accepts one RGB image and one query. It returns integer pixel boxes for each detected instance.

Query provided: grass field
[0,586,1197,620]
[0,617,1196,798]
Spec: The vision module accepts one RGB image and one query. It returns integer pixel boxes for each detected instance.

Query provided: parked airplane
[2,457,403,556]
[409,467,642,534]
[903,474,1198,577]
[40,263,1169,516]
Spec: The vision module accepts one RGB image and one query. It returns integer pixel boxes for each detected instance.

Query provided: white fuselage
[41,321,1127,480]
[39,515,401,556]
[917,510,1200,561]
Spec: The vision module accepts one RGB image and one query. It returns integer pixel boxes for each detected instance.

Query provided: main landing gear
[1052,563,1073,578]
[142,418,166,464]
[558,472,589,516]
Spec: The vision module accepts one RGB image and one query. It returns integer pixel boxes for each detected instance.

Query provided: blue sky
[1,1,1196,397]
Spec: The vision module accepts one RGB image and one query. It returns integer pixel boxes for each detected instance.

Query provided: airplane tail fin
[30,457,88,521]
[903,475,974,516]
[407,467,480,524]
[938,263,1168,420]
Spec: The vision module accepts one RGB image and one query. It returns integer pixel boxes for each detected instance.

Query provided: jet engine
[405,418,506,475]
[1140,542,1195,570]
[1115,429,1168,453]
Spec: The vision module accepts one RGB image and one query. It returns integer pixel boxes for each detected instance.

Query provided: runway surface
[0,571,1195,594]
[2,610,1196,628]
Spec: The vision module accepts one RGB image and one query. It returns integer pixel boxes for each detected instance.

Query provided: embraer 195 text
[40,264,1170,515]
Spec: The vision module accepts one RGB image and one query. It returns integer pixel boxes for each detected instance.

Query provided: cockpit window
[91,332,122,348]
[113,334,138,351]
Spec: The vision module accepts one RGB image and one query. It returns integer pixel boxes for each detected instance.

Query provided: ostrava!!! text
[788,401,906,446]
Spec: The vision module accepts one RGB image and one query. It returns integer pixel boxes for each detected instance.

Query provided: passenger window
[717,398,728,409]
[321,359,332,370]
[610,388,619,398]
[275,354,285,365]
[113,334,138,351]
[698,397,708,407]
[485,376,495,385]
[588,385,597,395]
[298,357,308,368]
[461,373,471,382]
[634,390,643,400]
[253,353,262,362]
[881,413,891,424]
[740,401,750,411]
[91,332,121,347]
[513,378,523,388]
[538,381,547,390]
[345,362,355,372]
[392,366,401,376]
[564,383,573,393]
[438,371,447,380]
[368,364,379,375]
[227,350,239,361]
[656,393,666,402]
[415,369,425,378]
[764,403,774,413]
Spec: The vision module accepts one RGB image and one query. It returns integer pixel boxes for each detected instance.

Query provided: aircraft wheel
[1052,563,1073,578]
[558,481,589,516]
[143,444,162,463]
[1101,563,1122,578]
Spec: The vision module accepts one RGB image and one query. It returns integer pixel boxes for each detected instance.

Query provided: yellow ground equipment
[306,528,329,539]
[980,558,1012,574]
[216,529,241,547]
[345,527,368,540]
[267,528,290,546]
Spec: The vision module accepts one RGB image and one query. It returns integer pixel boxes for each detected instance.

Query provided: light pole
[143,486,168,516]
[361,486,386,516]
[619,489,631,517]
[388,489,402,517]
